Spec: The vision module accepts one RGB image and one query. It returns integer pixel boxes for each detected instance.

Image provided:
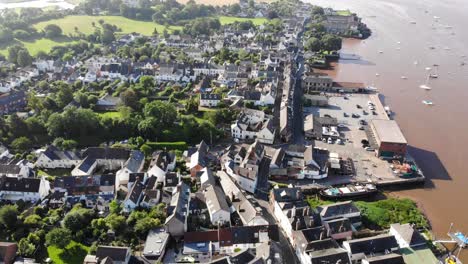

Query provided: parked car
[363,110,368,115]
[344,96,349,100]
[338,124,346,128]
[359,126,365,130]
[336,139,343,144]
[372,111,377,115]
[359,120,367,125]
[352,113,360,118]
[356,104,362,109]
[365,147,375,151]
[343,112,349,117]
[368,105,375,110]
[327,138,333,144]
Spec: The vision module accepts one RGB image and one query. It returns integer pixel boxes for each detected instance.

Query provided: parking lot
[304,93,399,183]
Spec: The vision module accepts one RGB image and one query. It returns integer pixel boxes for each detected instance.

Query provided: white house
[257,92,275,106]
[231,110,275,144]
[218,171,268,226]
[123,180,144,213]
[0,163,32,178]
[389,223,427,249]
[204,185,230,225]
[35,145,81,169]
[200,93,221,107]
[116,151,145,189]
[0,176,50,202]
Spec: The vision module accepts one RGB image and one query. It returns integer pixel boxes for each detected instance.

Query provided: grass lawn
[97,111,122,119]
[47,241,89,264]
[0,37,79,56]
[218,16,268,26]
[37,168,72,178]
[336,10,352,16]
[34,15,181,36]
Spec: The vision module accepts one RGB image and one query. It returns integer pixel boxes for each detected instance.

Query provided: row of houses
[270,186,438,264]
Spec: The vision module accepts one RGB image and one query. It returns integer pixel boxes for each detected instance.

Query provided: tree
[44,24,63,38]
[143,101,177,128]
[46,228,71,249]
[134,217,161,237]
[102,28,115,44]
[109,200,122,214]
[106,214,126,232]
[11,137,32,153]
[306,37,322,52]
[0,205,18,230]
[62,208,94,233]
[322,34,342,51]
[17,49,32,67]
[24,214,42,228]
[120,89,139,110]
[139,76,154,89]
[18,238,35,257]
[312,6,324,15]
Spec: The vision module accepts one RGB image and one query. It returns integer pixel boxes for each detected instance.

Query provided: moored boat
[320,183,378,199]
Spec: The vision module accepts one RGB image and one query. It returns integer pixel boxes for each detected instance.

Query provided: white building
[200,93,221,107]
[204,185,230,225]
[35,145,81,169]
[0,176,50,202]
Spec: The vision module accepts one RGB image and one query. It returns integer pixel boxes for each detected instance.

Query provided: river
[307,0,468,260]
[0,0,75,10]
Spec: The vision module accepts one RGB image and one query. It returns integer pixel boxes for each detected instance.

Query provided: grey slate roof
[0,176,41,192]
[96,246,129,262]
[317,201,360,218]
[346,234,399,255]
[204,185,229,215]
[201,93,221,100]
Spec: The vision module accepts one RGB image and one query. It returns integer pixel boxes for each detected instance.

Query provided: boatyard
[296,92,424,192]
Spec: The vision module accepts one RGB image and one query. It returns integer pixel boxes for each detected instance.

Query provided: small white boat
[433,16,440,19]
[420,84,432,90]
[378,50,384,54]
[422,100,434,105]
[396,47,401,50]
[414,61,419,65]
[397,41,401,44]
[445,25,453,29]
[429,74,438,78]
[429,46,436,50]
[410,21,417,24]
[375,73,380,76]
[401,76,408,79]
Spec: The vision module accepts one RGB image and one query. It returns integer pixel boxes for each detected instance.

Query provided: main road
[291,21,307,145]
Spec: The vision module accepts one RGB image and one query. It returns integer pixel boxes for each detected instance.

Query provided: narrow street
[291,21,307,145]
[257,199,300,264]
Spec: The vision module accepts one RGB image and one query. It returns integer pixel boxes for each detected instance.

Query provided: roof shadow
[408,145,452,189]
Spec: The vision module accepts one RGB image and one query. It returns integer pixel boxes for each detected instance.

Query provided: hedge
[144,141,188,151]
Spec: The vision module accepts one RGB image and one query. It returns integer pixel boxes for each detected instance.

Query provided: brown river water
[307,0,468,260]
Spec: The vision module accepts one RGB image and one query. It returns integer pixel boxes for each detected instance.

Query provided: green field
[218,16,268,26]
[0,38,79,56]
[47,241,89,264]
[34,15,181,36]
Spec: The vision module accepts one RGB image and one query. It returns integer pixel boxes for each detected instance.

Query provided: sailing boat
[420,68,432,90]
[422,100,434,105]
[429,65,439,78]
